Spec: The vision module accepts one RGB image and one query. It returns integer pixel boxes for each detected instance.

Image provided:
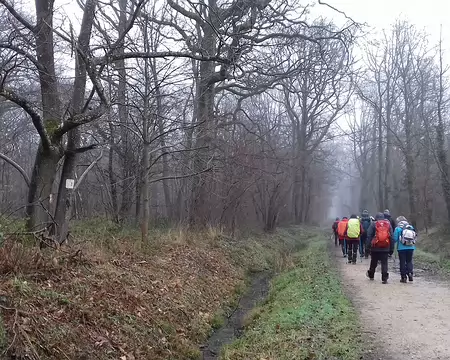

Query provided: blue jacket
[394,226,416,251]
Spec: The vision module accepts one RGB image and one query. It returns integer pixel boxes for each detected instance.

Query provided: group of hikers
[332,209,417,284]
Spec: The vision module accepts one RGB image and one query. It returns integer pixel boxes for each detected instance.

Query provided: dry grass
[0,220,303,360]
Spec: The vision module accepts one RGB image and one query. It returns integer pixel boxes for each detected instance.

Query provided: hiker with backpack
[332,217,340,247]
[337,217,348,257]
[383,209,396,258]
[383,209,396,230]
[366,212,394,284]
[394,216,417,283]
[360,210,372,259]
[346,214,363,264]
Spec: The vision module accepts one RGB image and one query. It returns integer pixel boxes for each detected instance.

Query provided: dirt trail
[338,250,450,360]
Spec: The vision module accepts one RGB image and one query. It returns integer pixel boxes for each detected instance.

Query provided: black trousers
[334,231,338,246]
[347,239,359,263]
[368,251,389,280]
[360,233,367,256]
[398,250,414,277]
[339,239,347,255]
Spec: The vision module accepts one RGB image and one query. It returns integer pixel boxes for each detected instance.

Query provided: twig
[3,307,18,356]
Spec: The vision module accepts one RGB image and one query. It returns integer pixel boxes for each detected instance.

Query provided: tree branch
[0,152,30,187]
[53,104,106,139]
[0,88,51,149]
[73,150,103,191]
[0,0,36,33]
[0,43,45,72]
[149,167,212,184]
[93,51,231,66]
[166,0,203,25]
[65,143,102,155]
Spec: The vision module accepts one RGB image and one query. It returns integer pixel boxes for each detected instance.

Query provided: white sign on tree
[65,179,75,189]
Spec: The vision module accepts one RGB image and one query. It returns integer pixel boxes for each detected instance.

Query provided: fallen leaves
[0,239,242,359]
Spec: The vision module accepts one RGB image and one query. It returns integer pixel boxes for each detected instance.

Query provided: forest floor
[0,219,311,360]
[338,246,450,360]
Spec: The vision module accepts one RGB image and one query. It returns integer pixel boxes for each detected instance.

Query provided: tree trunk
[26,145,61,230]
[26,0,63,231]
[151,59,172,219]
[377,109,384,210]
[117,0,133,221]
[141,119,150,241]
[436,33,450,224]
[189,24,216,227]
[384,91,392,210]
[53,0,96,243]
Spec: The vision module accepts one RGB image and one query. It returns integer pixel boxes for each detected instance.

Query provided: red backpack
[372,220,391,248]
[337,220,348,238]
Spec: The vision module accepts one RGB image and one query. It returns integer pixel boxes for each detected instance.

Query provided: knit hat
[375,212,384,220]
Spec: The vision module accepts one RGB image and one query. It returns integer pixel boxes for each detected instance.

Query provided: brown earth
[0,232,249,360]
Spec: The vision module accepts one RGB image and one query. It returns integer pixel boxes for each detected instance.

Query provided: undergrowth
[221,233,362,360]
[410,226,450,274]
[0,217,310,360]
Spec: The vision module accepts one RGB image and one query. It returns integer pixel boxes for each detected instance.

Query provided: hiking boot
[366,271,374,280]
[408,273,413,282]
[400,277,407,283]
[382,279,388,284]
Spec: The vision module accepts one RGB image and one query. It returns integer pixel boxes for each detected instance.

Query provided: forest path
[338,248,450,360]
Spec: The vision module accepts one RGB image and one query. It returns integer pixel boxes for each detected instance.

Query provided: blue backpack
[361,217,371,232]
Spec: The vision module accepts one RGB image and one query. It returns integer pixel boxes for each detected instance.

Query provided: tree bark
[189,22,216,227]
[53,0,97,243]
[117,0,133,221]
[26,0,63,230]
[26,145,60,230]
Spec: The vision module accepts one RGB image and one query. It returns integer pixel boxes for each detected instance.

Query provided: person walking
[366,212,394,284]
[383,209,396,258]
[383,209,396,229]
[394,216,417,283]
[337,217,348,257]
[346,214,363,264]
[332,217,340,247]
[360,210,372,259]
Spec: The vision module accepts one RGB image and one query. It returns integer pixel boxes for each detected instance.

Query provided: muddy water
[201,272,271,360]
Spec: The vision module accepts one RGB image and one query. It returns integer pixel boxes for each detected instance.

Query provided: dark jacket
[332,221,339,233]
[360,215,371,234]
[367,213,394,253]
[384,214,396,232]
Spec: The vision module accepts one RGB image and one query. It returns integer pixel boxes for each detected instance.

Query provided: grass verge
[409,226,450,275]
[414,249,450,274]
[221,232,362,360]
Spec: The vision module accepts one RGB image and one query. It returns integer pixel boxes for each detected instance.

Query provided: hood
[396,216,407,224]
[397,221,408,229]
[375,212,384,221]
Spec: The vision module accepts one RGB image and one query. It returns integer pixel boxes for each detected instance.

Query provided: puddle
[201,272,271,360]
